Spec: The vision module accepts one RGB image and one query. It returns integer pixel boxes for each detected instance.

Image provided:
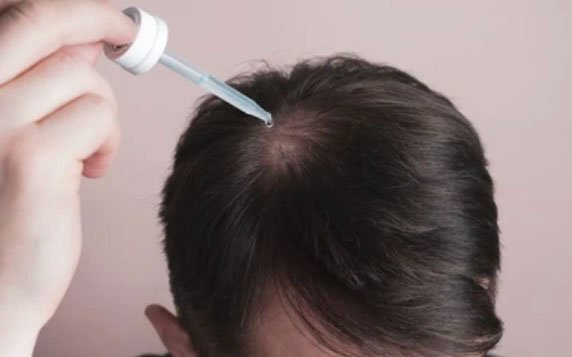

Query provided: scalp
[161,55,502,357]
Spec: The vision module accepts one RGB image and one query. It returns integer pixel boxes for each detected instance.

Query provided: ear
[145,304,197,357]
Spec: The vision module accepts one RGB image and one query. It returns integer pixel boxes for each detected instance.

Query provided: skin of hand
[0,0,135,355]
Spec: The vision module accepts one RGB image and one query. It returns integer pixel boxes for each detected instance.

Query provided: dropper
[104,7,273,127]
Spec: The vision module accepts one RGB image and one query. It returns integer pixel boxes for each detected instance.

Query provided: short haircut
[159,55,503,356]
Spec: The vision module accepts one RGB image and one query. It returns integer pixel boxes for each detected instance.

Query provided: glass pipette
[159,52,273,126]
[105,7,273,127]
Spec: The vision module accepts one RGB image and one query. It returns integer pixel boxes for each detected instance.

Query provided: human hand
[0,0,135,354]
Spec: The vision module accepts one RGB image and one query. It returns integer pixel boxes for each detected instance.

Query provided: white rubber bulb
[104,7,169,75]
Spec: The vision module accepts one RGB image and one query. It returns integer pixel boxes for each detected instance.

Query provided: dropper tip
[257,110,273,128]
[265,115,274,128]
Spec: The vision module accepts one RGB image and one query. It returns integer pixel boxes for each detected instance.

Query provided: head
[150,55,502,357]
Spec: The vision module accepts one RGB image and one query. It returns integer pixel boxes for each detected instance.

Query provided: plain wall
[35,1,571,356]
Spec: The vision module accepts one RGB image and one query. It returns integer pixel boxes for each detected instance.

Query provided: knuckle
[83,94,115,118]
[48,53,118,115]
[89,73,115,105]
[6,0,48,29]
[51,51,89,74]
[50,53,113,102]
[99,81,117,111]
[83,93,105,107]
[99,78,115,100]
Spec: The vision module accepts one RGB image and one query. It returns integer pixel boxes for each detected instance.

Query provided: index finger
[0,0,136,85]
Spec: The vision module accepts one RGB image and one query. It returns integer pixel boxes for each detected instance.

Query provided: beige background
[34,0,571,356]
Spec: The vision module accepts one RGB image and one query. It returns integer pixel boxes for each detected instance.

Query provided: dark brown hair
[159,55,503,356]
